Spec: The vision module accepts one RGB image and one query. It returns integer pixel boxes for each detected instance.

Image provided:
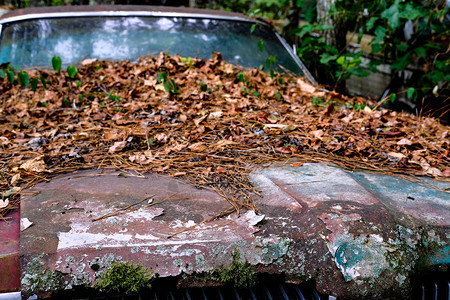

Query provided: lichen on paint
[195,254,206,269]
[253,235,291,264]
[22,255,65,295]
[67,270,91,289]
[107,217,118,224]
[87,253,122,278]
[173,259,183,268]
[395,274,406,285]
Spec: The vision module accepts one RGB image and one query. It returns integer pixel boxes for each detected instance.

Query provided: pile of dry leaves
[1,52,449,219]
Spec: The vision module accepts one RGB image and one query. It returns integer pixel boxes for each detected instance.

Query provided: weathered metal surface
[18,163,450,299]
[249,163,449,298]
[348,171,449,226]
[0,207,20,293]
[20,170,289,296]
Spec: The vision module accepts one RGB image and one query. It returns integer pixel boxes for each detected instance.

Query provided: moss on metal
[94,261,154,295]
[208,249,257,288]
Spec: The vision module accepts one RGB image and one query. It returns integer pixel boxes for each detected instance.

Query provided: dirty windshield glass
[0,16,303,74]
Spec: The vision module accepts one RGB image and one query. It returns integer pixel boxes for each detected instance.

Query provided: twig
[92,194,155,221]
[168,207,236,239]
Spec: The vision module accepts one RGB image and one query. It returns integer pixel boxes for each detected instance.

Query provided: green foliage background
[201,0,449,119]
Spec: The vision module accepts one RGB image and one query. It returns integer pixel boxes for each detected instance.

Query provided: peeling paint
[332,234,390,283]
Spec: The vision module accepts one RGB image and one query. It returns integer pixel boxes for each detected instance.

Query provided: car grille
[57,281,331,300]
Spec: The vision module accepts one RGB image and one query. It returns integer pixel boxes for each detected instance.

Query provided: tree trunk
[316,0,335,45]
[282,2,301,46]
[317,0,347,91]
[317,0,346,50]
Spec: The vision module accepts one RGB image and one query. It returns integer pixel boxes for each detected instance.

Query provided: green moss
[208,249,257,288]
[95,261,154,295]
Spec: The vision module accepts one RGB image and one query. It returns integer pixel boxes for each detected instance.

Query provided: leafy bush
[332,0,449,98]
[201,0,449,114]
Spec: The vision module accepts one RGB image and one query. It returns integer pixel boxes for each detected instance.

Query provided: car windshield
[0,16,304,75]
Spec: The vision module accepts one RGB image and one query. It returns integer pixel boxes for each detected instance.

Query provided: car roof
[0,5,257,24]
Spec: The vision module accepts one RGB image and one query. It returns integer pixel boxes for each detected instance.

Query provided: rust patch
[0,208,20,292]
[0,254,20,293]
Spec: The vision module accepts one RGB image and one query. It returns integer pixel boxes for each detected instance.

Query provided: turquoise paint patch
[333,235,390,283]
[335,242,367,282]
[426,246,450,265]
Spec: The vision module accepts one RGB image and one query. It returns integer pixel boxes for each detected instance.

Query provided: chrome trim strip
[0,292,21,300]
[0,23,3,50]
[0,11,263,25]
[275,31,317,85]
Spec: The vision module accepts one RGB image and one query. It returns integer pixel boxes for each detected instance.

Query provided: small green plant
[30,78,38,91]
[277,77,284,86]
[335,51,370,83]
[250,23,262,33]
[17,71,29,88]
[52,56,62,72]
[62,98,71,107]
[208,249,257,288]
[311,96,325,107]
[389,93,397,103]
[40,76,48,89]
[95,261,154,295]
[106,91,122,103]
[200,81,212,93]
[67,65,78,78]
[7,70,15,84]
[38,101,48,108]
[179,56,194,68]
[237,72,255,95]
[146,136,157,148]
[407,87,417,101]
[157,72,180,95]
[257,39,265,52]
[345,102,366,111]
[354,103,366,111]
[266,55,277,78]
[237,72,246,83]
